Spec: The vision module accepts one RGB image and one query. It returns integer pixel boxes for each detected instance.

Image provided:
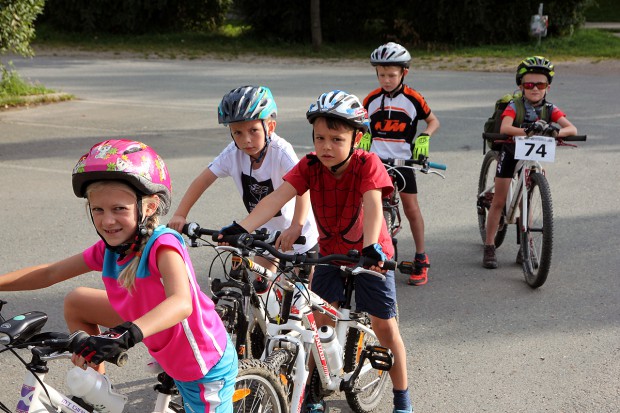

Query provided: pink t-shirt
[83,226,228,381]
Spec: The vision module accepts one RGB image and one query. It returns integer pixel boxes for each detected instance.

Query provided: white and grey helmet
[306,90,369,133]
[370,42,411,68]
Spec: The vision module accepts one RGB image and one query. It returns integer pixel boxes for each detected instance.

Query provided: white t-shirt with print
[208,133,319,253]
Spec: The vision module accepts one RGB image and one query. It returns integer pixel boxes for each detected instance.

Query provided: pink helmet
[72,139,172,214]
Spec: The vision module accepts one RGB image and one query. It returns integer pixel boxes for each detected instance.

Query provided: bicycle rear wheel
[233,358,289,413]
[215,300,251,359]
[477,150,507,247]
[521,172,553,288]
[383,199,399,262]
[343,314,390,413]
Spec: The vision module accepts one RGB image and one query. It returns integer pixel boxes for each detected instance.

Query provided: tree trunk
[310,0,322,52]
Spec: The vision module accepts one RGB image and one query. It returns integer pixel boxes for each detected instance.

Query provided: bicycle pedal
[364,345,394,371]
[397,261,415,275]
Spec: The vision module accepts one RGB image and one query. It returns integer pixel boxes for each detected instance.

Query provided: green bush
[39,0,232,34]
[0,0,45,61]
[235,0,595,46]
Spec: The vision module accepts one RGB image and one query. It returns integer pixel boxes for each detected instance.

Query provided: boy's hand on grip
[361,243,387,265]
[412,133,430,160]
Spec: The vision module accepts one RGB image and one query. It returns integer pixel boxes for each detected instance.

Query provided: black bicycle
[380,157,446,262]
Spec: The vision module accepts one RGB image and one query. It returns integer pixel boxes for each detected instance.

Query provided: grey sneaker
[483,245,498,269]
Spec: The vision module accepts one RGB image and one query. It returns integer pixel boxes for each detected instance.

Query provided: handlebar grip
[382,260,396,271]
[70,330,128,367]
[427,161,447,170]
[561,135,587,142]
[360,257,396,270]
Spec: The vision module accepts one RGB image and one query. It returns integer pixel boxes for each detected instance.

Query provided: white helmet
[370,42,411,68]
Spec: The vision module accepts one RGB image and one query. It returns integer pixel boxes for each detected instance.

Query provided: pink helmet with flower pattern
[72,139,172,214]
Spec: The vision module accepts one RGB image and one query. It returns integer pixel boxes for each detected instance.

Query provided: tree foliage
[40,0,232,34]
[234,0,596,46]
[0,0,45,61]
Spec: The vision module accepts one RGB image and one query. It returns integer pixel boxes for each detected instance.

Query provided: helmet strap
[251,120,271,164]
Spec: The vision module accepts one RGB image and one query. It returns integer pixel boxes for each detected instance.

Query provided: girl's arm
[0,253,90,291]
[555,116,578,138]
[168,168,218,232]
[131,247,193,338]
[276,191,311,252]
[362,188,384,248]
[239,182,298,233]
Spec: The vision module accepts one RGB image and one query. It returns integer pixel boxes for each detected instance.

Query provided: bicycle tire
[215,301,251,359]
[383,201,399,262]
[343,313,391,413]
[477,150,507,247]
[265,349,295,402]
[233,358,289,413]
[249,321,266,359]
[521,172,553,288]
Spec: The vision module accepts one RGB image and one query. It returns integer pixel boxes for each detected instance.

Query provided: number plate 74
[514,136,556,163]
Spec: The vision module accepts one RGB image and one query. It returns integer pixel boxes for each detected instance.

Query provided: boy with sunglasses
[483,56,577,269]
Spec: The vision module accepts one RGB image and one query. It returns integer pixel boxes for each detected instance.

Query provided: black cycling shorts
[390,166,418,194]
[496,144,519,179]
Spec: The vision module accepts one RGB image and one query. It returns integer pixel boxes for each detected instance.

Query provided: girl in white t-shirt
[168,85,319,273]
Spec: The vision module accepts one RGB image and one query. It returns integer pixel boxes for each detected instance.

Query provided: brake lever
[350,267,387,281]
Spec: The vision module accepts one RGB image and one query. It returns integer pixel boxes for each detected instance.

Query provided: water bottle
[253,276,280,319]
[66,366,127,413]
[317,325,343,374]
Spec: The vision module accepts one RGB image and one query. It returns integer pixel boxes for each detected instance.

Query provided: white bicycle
[217,234,396,413]
[477,132,586,288]
[0,300,185,413]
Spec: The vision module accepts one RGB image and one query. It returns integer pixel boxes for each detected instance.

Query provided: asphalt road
[0,55,618,412]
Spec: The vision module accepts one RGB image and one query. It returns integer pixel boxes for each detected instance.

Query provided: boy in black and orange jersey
[362,42,440,286]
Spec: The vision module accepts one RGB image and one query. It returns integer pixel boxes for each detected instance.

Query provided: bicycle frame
[262,282,378,413]
[478,158,543,234]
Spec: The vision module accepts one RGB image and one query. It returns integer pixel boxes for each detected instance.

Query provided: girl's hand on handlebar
[276,225,302,252]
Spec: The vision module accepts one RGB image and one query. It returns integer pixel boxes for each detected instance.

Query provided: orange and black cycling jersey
[363,85,432,160]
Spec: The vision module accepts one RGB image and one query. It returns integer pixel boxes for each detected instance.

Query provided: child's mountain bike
[212,232,397,413]
[0,300,185,413]
[182,223,306,360]
[477,132,586,288]
[380,157,446,263]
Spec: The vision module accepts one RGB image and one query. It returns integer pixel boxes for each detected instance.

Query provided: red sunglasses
[522,82,549,90]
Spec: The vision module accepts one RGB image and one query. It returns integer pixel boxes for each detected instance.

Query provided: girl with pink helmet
[0,139,238,413]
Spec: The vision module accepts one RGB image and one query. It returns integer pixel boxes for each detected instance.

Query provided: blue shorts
[174,337,238,413]
[310,264,397,319]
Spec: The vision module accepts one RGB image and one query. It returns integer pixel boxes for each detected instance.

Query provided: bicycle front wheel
[343,314,390,413]
[233,359,289,413]
[477,150,507,247]
[521,172,553,288]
